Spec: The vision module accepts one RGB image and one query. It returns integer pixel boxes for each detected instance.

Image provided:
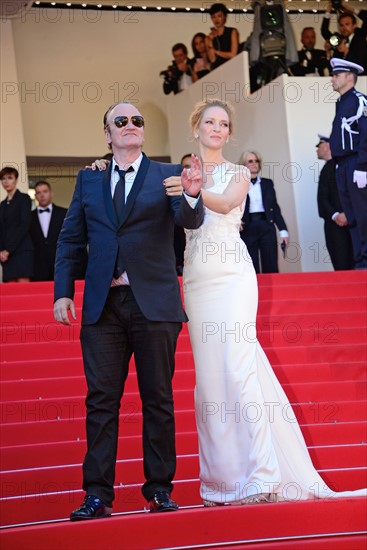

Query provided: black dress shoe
[149,491,179,513]
[70,495,112,521]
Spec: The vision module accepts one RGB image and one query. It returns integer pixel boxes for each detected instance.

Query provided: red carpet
[0,271,366,549]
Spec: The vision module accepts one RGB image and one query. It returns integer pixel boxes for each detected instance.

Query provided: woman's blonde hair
[189,98,235,136]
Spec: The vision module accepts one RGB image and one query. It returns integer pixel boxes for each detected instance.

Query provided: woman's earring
[226,137,229,143]
[194,133,198,139]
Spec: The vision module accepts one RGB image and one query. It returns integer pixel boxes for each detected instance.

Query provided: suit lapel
[119,153,150,228]
[102,162,118,227]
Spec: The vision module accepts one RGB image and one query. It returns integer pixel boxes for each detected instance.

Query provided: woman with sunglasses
[239,151,289,273]
[179,98,366,506]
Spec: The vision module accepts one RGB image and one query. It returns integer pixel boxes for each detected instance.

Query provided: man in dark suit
[291,27,329,76]
[239,151,288,273]
[54,101,204,520]
[30,181,68,281]
[321,2,367,74]
[316,134,354,270]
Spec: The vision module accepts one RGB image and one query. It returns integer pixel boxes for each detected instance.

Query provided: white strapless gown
[183,163,366,504]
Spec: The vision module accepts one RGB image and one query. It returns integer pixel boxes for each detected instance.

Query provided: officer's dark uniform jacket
[330,87,367,171]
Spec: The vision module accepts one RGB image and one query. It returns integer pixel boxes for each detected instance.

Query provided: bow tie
[251,178,258,185]
[39,208,50,213]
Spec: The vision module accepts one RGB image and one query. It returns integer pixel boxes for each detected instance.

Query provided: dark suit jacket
[242,177,288,232]
[321,11,367,73]
[291,48,328,76]
[54,153,204,325]
[0,190,33,255]
[317,158,343,220]
[30,204,67,281]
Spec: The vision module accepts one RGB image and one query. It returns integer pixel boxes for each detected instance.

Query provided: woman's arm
[202,165,250,214]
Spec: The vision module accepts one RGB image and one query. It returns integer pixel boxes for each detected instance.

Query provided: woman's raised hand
[182,155,203,197]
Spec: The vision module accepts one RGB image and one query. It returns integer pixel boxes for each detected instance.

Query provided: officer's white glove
[353,170,367,189]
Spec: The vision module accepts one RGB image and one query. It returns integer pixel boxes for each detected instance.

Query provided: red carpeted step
[1,497,366,550]
[1,357,365,387]
[1,272,366,543]
[2,445,366,499]
[1,467,366,528]
[0,392,367,433]
[1,416,367,446]
[1,372,366,402]
[3,309,366,336]
[2,321,365,348]
[0,430,200,471]
[257,281,366,299]
[2,338,366,364]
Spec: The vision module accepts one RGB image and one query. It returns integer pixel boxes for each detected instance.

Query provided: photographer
[321,1,367,74]
[161,43,193,95]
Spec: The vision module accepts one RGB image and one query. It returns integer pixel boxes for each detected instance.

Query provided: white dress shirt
[37,204,53,238]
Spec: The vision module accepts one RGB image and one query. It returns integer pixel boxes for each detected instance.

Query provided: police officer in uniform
[316,134,354,270]
[329,58,367,269]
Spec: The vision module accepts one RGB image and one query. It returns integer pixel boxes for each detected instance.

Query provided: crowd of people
[0,171,86,283]
[161,1,367,95]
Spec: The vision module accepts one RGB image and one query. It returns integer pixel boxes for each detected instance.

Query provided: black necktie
[113,166,134,220]
[113,165,134,279]
[251,178,257,185]
[39,208,50,213]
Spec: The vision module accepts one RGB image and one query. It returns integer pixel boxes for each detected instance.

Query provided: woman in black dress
[206,3,239,71]
[0,166,33,282]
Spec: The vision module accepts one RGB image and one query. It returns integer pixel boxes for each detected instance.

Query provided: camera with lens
[329,32,345,50]
[160,61,180,81]
[331,0,342,12]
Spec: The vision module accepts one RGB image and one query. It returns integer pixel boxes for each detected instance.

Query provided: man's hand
[54,298,77,325]
[353,170,367,189]
[334,212,348,226]
[0,250,9,263]
[181,155,203,197]
[164,176,183,196]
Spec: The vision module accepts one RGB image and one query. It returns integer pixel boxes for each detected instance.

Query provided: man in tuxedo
[239,151,288,273]
[30,181,68,281]
[316,134,354,270]
[291,27,329,76]
[321,2,367,74]
[54,101,204,520]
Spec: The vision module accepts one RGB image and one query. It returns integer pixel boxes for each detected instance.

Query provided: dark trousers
[80,286,182,507]
[241,219,278,273]
[324,221,354,270]
[336,156,367,268]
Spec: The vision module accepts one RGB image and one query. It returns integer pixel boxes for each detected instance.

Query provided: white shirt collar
[112,153,143,174]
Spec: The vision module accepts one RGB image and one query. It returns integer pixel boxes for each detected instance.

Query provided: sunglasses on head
[108,115,145,129]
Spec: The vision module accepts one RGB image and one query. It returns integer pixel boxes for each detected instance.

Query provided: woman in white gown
[181,98,366,506]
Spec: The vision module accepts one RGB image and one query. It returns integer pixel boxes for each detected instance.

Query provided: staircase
[1,271,366,549]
